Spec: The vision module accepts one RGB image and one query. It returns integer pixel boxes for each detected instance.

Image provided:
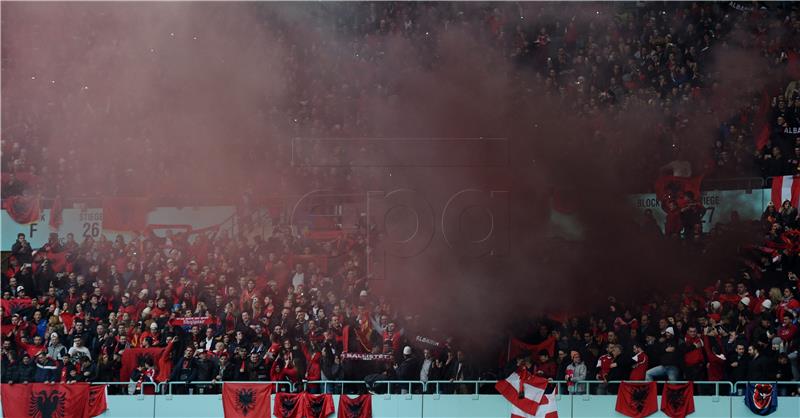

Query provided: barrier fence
[88,379,800,397]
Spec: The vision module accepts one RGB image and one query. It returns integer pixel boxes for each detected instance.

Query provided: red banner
[168,317,214,327]
[2,196,41,224]
[338,394,372,418]
[222,383,273,418]
[616,382,658,418]
[660,383,695,418]
[102,197,151,232]
[506,336,556,364]
[87,385,108,417]
[50,196,64,230]
[340,352,393,362]
[1,383,90,418]
[120,347,165,381]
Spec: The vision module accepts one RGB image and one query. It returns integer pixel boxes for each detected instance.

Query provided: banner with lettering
[630,189,765,234]
[340,352,394,362]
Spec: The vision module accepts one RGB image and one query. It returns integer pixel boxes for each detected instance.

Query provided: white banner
[629,189,766,233]
[1,206,236,251]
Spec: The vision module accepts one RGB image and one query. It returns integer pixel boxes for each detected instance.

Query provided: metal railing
[163,380,295,396]
[87,379,799,397]
[733,381,800,395]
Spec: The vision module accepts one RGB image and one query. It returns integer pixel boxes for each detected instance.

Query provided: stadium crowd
[3,2,800,200]
[1,199,799,395]
[1,1,800,397]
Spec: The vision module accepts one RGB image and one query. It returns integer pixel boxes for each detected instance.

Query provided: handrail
[164,380,295,395]
[85,379,798,397]
[733,381,800,391]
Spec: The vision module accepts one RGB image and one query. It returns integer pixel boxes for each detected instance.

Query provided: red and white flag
[511,388,559,418]
[496,370,549,416]
[771,175,800,207]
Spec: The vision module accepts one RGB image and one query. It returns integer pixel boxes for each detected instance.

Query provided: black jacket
[170,356,199,382]
[6,361,36,383]
[395,356,419,381]
[725,353,750,382]
[746,354,773,381]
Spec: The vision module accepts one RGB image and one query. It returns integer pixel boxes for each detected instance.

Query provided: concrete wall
[80,394,800,418]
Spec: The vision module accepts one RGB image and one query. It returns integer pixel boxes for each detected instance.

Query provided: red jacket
[630,352,648,381]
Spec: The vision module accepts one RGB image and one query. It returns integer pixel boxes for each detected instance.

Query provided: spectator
[68,336,92,360]
[746,345,773,381]
[394,346,418,393]
[10,233,32,265]
[565,351,587,394]
[170,347,199,394]
[645,328,681,382]
[6,353,35,384]
[33,351,59,383]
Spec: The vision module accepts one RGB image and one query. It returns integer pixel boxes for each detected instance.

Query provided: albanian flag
[304,393,335,418]
[87,385,108,417]
[274,393,304,418]
[1,297,33,317]
[119,347,165,381]
[338,394,372,418]
[660,383,694,418]
[503,336,556,367]
[274,393,335,418]
[615,382,658,418]
[1,383,90,418]
[745,383,778,416]
[3,196,41,224]
[222,383,273,418]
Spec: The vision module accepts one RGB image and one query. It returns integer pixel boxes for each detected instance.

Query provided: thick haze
[2,3,782,353]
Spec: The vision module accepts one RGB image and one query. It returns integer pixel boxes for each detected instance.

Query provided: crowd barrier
[89,379,799,397]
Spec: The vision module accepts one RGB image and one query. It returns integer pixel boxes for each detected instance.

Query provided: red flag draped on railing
[304,393,335,418]
[222,383,273,418]
[1,383,91,418]
[274,393,335,418]
[274,393,304,418]
[660,383,695,418]
[87,385,108,417]
[102,197,151,231]
[2,196,41,224]
[495,370,549,416]
[615,382,658,418]
[337,394,372,418]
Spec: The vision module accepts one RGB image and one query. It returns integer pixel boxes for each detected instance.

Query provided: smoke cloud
[2,3,782,359]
